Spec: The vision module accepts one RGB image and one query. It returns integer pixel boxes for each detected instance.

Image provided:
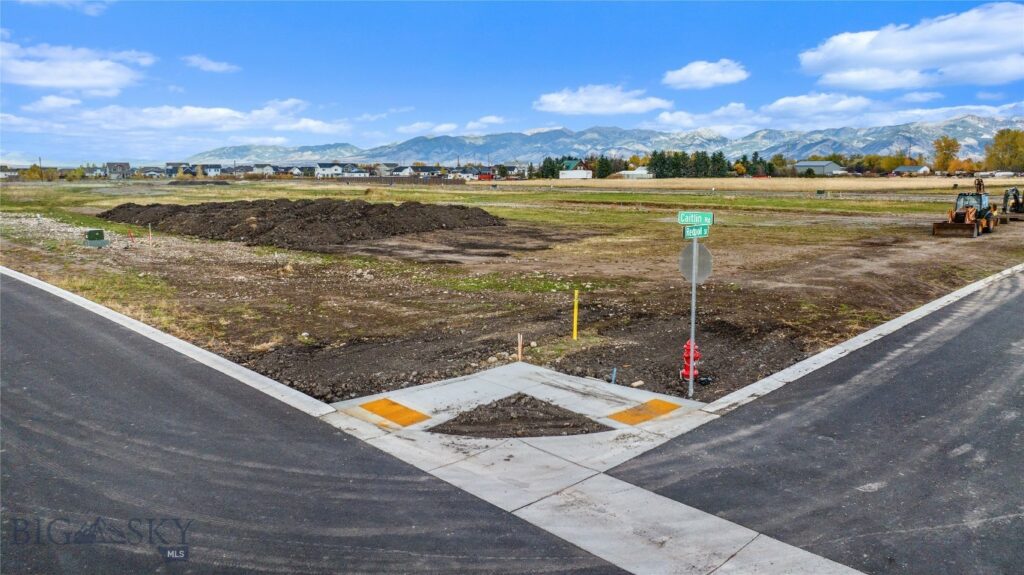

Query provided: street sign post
[677,212,714,398]
[683,224,710,239]
[677,211,714,226]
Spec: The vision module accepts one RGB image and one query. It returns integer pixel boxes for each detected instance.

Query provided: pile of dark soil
[429,393,612,438]
[166,180,230,186]
[99,199,503,252]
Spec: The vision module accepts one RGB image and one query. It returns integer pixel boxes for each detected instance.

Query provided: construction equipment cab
[1003,187,1023,214]
[948,192,996,233]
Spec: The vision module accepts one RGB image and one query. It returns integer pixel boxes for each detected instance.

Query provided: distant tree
[20,164,57,181]
[195,165,205,178]
[65,166,86,181]
[710,151,729,177]
[412,161,426,166]
[497,165,509,178]
[770,154,788,171]
[803,168,816,178]
[733,161,747,176]
[984,128,1024,171]
[527,162,535,179]
[932,136,961,171]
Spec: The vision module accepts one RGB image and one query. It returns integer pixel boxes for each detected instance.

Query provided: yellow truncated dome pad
[361,398,430,426]
[608,399,681,425]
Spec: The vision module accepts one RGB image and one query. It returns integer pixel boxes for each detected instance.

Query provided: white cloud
[167,84,185,93]
[533,84,672,115]
[21,95,81,112]
[0,112,66,133]
[976,91,1005,101]
[232,136,289,145]
[762,92,872,116]
[396,121,458,135]
[182,54,240,73]
[662,59,749,89]
[273,118,350,134]
[0,38,154,95]
[356,106,414,122]
[653,102,769,137]
[800,2,1024,90]
[898,91,943,103]
[14,0,113,16]
[465,115,506,131]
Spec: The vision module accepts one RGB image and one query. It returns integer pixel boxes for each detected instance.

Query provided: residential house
[794,160,844,176]
[411,165,441,177]
[138,166,165,178]
[165,162,190,177]
[559,159,592,179]
[197,164,222,177]
[84,166,107,178]
[253,164,275,176]
[0,165,20,179]
[315,162,344,178]
[391,166,416,177]
[374,163,399,176]
[892,165,931,176]
[234,165,254,177]
[105,162,131,180]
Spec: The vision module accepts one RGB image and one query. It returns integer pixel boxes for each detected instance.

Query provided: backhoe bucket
[932,222,978,237]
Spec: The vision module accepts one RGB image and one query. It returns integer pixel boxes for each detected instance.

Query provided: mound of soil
[99,199,503,252]
[429,393,612,438]
[166,180,230,186]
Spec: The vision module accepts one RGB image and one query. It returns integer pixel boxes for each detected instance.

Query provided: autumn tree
[733,161,746,176]
[984,128,1024,172]
[931,136,961,171]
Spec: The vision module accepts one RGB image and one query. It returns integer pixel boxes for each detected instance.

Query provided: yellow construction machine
[933,179,998,238]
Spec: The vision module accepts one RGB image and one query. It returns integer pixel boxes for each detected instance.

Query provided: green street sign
[683,224,710,239]
[677,211,714,226]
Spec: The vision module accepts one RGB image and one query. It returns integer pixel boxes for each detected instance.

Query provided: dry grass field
[479,176,1024,193]
[2,179,1022,404]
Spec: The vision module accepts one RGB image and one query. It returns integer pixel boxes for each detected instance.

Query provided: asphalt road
[612,271,1024,574]
[0,275,623,574]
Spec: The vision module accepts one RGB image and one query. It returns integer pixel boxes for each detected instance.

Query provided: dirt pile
[429,393,612,438]
[99,199,503,252]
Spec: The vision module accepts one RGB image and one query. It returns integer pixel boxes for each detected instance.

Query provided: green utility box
[83,229,110,248]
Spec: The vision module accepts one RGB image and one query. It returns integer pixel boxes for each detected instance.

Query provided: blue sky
[1,1,1022,164]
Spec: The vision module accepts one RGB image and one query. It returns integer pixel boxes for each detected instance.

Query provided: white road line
[703,262,1024,415]
[0,267,335,418]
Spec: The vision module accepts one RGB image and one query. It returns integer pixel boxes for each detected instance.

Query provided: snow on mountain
[185,115,1024,165]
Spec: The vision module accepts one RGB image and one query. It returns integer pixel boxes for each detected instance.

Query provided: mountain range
[186,114,1024,165]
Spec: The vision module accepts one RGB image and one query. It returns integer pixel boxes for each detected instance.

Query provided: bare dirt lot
[3,180,1022,405]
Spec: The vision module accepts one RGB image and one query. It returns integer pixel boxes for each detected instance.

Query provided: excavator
[1002,187,1023,221]
[932,178,998,238]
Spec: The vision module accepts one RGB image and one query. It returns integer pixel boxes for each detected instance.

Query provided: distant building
[105,162,131,180]
[892,165,931,176]
[374,163,399,176]
[165,162,190,177]
[253,164,275,176]
[137,166,165,178]
[559,159,592,179]
[617,166,652,180]
[315,162,344,178]
[794,160,844,176]
[197,164,222,177]
[0,165,19,179]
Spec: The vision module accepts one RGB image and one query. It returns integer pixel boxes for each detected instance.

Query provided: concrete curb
[702,261,1024,415]
[0,266,335,418]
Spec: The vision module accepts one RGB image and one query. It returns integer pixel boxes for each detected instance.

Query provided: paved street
[612,271,1024,574]
[0,275,622,574]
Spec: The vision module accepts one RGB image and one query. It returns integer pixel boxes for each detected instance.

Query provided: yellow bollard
[572,289,579,341]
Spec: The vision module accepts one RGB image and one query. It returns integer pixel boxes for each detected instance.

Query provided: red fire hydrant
[680,339,701,380]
